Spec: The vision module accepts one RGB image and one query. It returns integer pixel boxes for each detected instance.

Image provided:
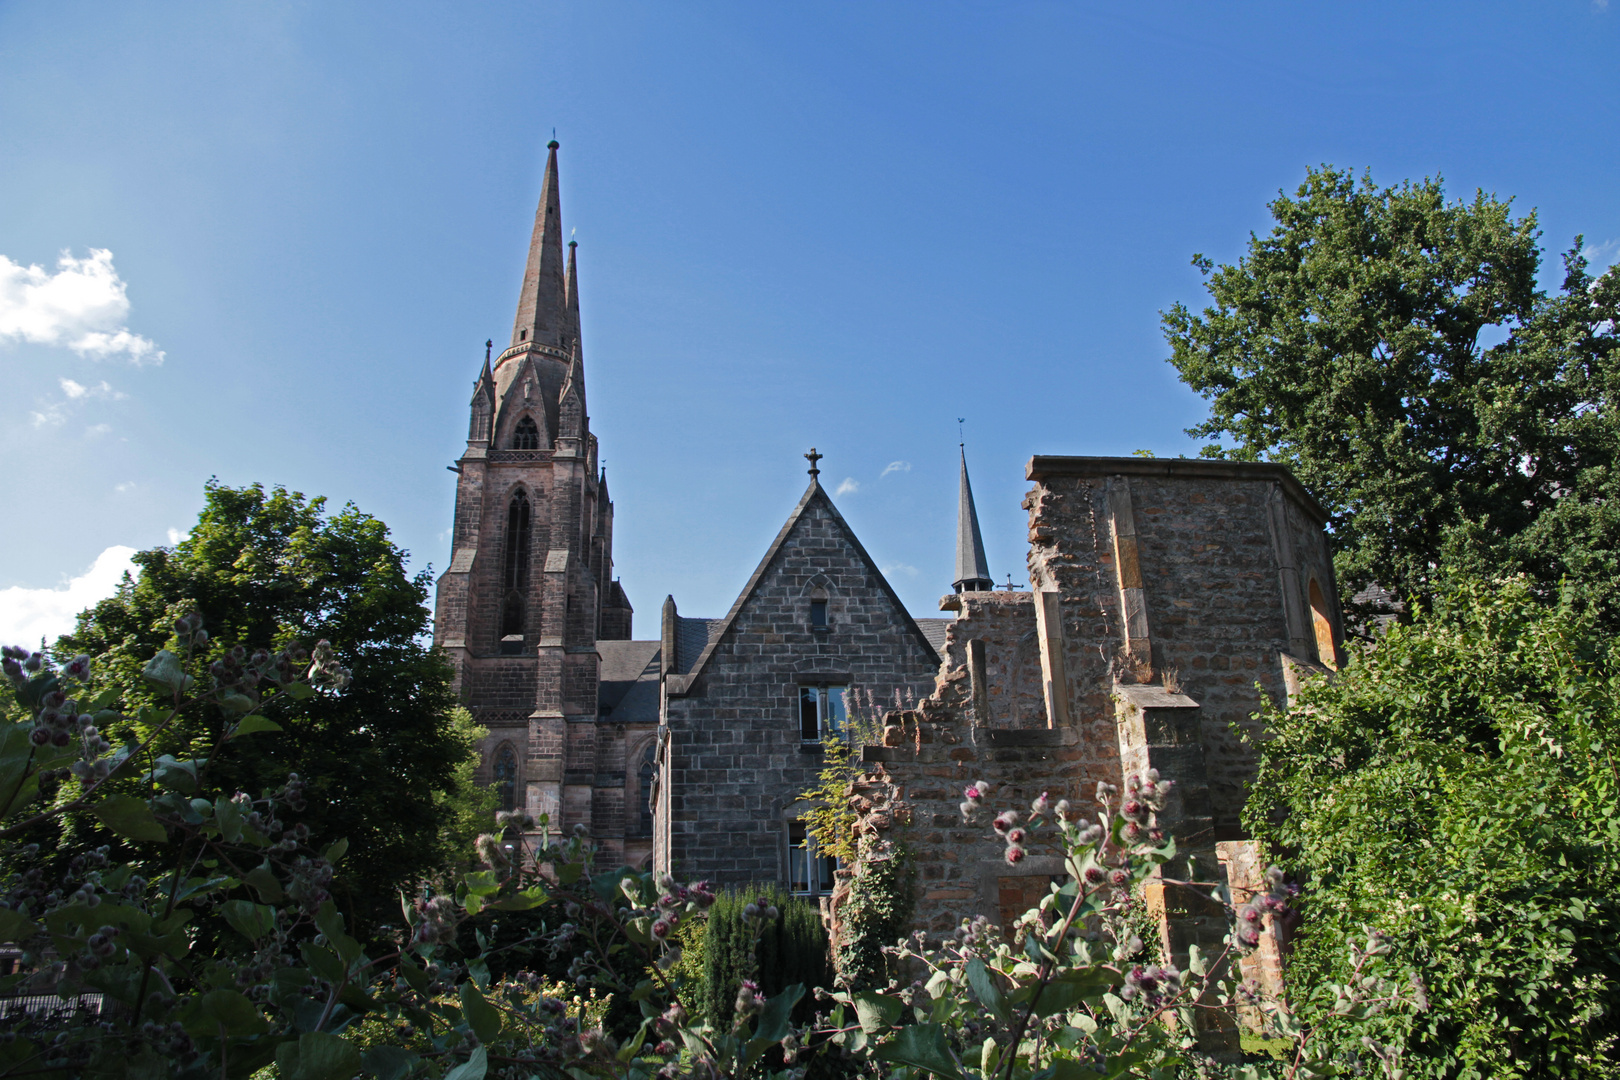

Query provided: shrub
[1246,578,1620,1077]
[699,885,831,1025]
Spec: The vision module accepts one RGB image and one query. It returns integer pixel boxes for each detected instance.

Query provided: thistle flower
[1004,845,1025,865]
[735,979,764,1016]
[992,810,1019,834]
[1030,791,1051,816]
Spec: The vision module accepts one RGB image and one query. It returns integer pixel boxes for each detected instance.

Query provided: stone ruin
[831,455,1333,1028]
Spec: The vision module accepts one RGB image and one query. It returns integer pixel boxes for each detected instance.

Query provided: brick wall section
[662,489,940,886]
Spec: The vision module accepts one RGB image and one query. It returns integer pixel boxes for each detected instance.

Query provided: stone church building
[434,144,1345,944]
[433,143,958,877]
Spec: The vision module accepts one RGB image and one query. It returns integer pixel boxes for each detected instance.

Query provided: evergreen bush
[698,885,831,1024]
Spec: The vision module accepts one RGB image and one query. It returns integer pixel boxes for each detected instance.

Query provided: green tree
[55,480,477,934]
[1162,166,1620,625]
[1246,579,1620,1077]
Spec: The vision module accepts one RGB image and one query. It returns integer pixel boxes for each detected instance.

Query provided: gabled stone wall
[660,493,940,885]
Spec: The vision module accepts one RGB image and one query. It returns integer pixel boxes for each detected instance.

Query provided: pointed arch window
[637,742,656,837]
[500,491,532,652]
[512,416,541,451]
[493,744,518,813]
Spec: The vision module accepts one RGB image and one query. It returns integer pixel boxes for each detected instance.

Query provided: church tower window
[638,742,656,837]
[512,416,541,450]
[493,744,518,812]
[500,491,532,652]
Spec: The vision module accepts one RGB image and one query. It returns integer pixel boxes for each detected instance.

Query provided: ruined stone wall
[936,592,1046,729]
[1024,459,1336,840]
[849,456,1334,963]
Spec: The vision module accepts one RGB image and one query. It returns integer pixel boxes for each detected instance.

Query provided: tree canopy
[1163,166,1620,625]
[1246,580,1620,1076]
[58,480,479,932]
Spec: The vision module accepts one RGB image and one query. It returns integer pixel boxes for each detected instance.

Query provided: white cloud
[835,477,860,496]
[166,528,189,546]
[29,404,65,428]
[1582,237,1620,270]
[114,481,137,494]
[0,546,136,649]
[882,562,919,578]
[61,378,125,401]
[881,461,911,477]
[0,249,164,364]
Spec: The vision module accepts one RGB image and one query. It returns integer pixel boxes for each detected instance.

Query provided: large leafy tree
[1163,166,1620,625]
[1245,580,1620,1077]
[57,480,478,933]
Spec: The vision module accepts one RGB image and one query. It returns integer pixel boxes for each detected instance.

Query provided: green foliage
[798,688,885,865]
[697,885,831,1025]
[1246,579,1620,1077]
[831,837,915,991]
[56,480,472,934]
[1162,166,1620,626]
[431,707,499,872]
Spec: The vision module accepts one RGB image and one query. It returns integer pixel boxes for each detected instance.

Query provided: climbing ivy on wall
[832,838,916,991]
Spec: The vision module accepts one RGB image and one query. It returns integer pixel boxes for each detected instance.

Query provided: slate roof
[673,617,726,676]
[914,618,952,656]
[596,639,661,723]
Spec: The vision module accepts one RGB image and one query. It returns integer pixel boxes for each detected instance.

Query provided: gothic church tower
[435,141,634,853]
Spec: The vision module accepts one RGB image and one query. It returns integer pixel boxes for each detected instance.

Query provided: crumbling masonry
[843,456,1337,1000]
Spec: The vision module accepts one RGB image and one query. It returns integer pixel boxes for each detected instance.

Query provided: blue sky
[2,1,1616,643]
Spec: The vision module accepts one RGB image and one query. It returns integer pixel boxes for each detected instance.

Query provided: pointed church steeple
[953,447,993,593]
[565,239,581,347]
[510,140,568,350]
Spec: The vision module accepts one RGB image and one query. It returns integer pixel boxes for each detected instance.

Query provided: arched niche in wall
[1308,578,1338,670]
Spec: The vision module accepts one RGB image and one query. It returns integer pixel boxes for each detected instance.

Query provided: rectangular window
[809,599,828,628]
[788,821,838,896]
[798,685,847,743]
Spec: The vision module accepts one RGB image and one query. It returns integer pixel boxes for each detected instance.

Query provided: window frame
[787,820,838,897]
[798,684,848,744]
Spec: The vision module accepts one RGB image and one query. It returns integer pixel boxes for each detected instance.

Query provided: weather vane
[958,417,966,447]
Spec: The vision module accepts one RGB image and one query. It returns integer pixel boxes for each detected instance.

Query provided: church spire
[565,238,580,346]
[510,140,568,350]
[953,446,993,593]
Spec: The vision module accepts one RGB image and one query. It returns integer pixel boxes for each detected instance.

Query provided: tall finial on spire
[953,444,994,593]
[485,339,493,363]
[511,139,567,350]
[805,448,823,479]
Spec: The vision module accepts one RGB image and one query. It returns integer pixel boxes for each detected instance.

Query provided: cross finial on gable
[804,448,822,478]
